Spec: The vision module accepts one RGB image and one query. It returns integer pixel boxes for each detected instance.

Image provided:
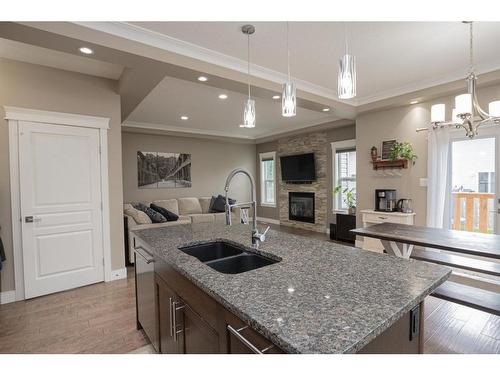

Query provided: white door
[19,121,104,299]
[447,127,500,234]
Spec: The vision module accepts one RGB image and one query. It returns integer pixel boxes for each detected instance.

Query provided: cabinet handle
[378,216,388,220]
[172,301,185,342]
[169,298,173,337]
[134,245,154,264]
[227,325,274,354]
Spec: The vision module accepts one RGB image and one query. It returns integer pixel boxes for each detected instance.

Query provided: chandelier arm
[468,76,489,120]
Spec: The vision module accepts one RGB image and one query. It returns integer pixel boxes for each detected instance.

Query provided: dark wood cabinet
[156,274,182,354]
[182,304,220,353]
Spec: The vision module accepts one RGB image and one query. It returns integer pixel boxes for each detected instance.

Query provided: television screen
[280,153,316,181]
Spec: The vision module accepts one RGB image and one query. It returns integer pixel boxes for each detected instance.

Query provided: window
[259,152,276,206]
[478,172,495,193]
[332,140,356,211]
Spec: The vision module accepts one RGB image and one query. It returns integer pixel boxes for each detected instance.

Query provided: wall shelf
[372,159,408,170]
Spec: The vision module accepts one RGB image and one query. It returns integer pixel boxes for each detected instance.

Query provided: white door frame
[4,106,113,301]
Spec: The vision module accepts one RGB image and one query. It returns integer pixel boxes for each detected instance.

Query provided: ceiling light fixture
[180,116,189,120]
[197,76,208,82]
[410,100,419,105]
[218,94,228,100]
[79,47,93,55]
[282,22,296,117]
[338,23,357,99]
[240,25,256,128]
[322,108,330,112]
[420,22,500,138]
[272,95,280,100]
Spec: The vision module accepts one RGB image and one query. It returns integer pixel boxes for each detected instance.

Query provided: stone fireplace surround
[278,132,328,233]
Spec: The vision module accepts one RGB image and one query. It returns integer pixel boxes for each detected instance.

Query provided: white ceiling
[130,21,500,105]
[126,76,339,139]
[0,37,124,80]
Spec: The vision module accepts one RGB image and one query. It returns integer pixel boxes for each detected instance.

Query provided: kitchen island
[132,222,450,354]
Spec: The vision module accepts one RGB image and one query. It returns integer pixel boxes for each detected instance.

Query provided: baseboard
[0,290,16,305]
[107,267,127,282]
[256,216,280,225]
[355,239,364,248]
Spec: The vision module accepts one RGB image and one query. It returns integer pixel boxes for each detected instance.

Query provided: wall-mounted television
[280,153,316,182]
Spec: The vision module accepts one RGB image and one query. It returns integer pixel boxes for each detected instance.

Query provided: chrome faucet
[224,168,270,248]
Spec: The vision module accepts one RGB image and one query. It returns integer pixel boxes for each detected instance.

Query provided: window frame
[259,151,277,207]
[331,139,356,212]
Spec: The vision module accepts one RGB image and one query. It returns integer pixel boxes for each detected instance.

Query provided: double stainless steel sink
[179,241,279,274]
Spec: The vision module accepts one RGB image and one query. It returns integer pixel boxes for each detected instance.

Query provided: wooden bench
[410,248,500,316]
[432,281,500,316]
[410,248,500,277]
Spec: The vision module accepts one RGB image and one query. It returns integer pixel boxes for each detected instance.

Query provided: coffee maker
[375,189,397,212]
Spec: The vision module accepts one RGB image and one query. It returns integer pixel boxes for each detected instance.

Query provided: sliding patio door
[447,127,500,234]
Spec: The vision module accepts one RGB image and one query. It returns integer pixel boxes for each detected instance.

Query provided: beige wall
[0,58,124,293]
[122,131,257,204]
[356,82,500,227]
[256,125,356,227]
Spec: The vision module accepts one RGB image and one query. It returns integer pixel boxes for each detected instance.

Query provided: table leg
[381,240,414,259]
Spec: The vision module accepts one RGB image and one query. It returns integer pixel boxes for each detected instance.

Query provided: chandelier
[425,22,500,138]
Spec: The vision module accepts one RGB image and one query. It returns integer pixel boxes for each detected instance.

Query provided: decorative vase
[370,146,378,162]
[348,207,356,215]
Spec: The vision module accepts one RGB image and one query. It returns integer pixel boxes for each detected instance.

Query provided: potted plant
[389,141,417,165]
[334,186,356,215]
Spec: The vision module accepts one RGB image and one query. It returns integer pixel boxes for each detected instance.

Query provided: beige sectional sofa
[124,197,244,263]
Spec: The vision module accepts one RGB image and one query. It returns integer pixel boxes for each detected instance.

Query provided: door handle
[25,216,41,223]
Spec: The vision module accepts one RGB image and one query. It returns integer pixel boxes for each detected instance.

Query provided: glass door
[448,129,499,234]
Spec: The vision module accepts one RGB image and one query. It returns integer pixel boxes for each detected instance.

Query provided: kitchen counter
[132,222,450,353]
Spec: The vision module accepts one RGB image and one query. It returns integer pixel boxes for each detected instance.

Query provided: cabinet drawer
[224,308,283,354]
[362,213,412,225]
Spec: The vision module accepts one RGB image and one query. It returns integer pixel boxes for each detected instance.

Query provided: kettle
[397,199,413,213]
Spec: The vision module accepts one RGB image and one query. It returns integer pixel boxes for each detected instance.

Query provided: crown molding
[122,120,256,142]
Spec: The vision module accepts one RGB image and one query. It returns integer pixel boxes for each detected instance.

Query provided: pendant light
[241,24,256,128]
[338,23,357,99]
[282,22,296,117]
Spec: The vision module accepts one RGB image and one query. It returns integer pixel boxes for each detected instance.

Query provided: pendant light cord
[247,33,251,99]
[344,22,348,54]
[287,22,290,82]
[469,21,474,75]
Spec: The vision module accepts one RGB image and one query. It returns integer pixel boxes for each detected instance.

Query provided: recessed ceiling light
[218,94,228,100]
[79,47,93,55]
[180,116,189,120]
[272,95,280,100]
[197,76,208,82]
[322,108,330,112]
[410,100,419,105]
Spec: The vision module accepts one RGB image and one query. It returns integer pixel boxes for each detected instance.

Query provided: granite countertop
[132,223,451,353]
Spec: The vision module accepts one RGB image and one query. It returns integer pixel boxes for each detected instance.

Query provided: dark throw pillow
[150,203,179,222]
[134,203,167,223]
[210,194,236,213]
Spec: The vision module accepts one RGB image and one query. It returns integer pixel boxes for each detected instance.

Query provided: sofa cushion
[213,212,227,224]
[134,203,167,223]
[210,195,236,213]
[190,214,215,224]
[178,197,202,215]
[124,205,152,225]
[199,197,212,214]
[152,199,179,215]
[150,203,179,222]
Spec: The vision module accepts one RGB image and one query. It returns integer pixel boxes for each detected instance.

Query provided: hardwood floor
[0,223,499,354]
[0,268,148,354]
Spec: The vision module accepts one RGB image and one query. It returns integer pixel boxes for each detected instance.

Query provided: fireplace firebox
[289,192,315,223]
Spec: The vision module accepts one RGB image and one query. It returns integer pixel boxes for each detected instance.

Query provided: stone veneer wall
[278,132,328,233]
